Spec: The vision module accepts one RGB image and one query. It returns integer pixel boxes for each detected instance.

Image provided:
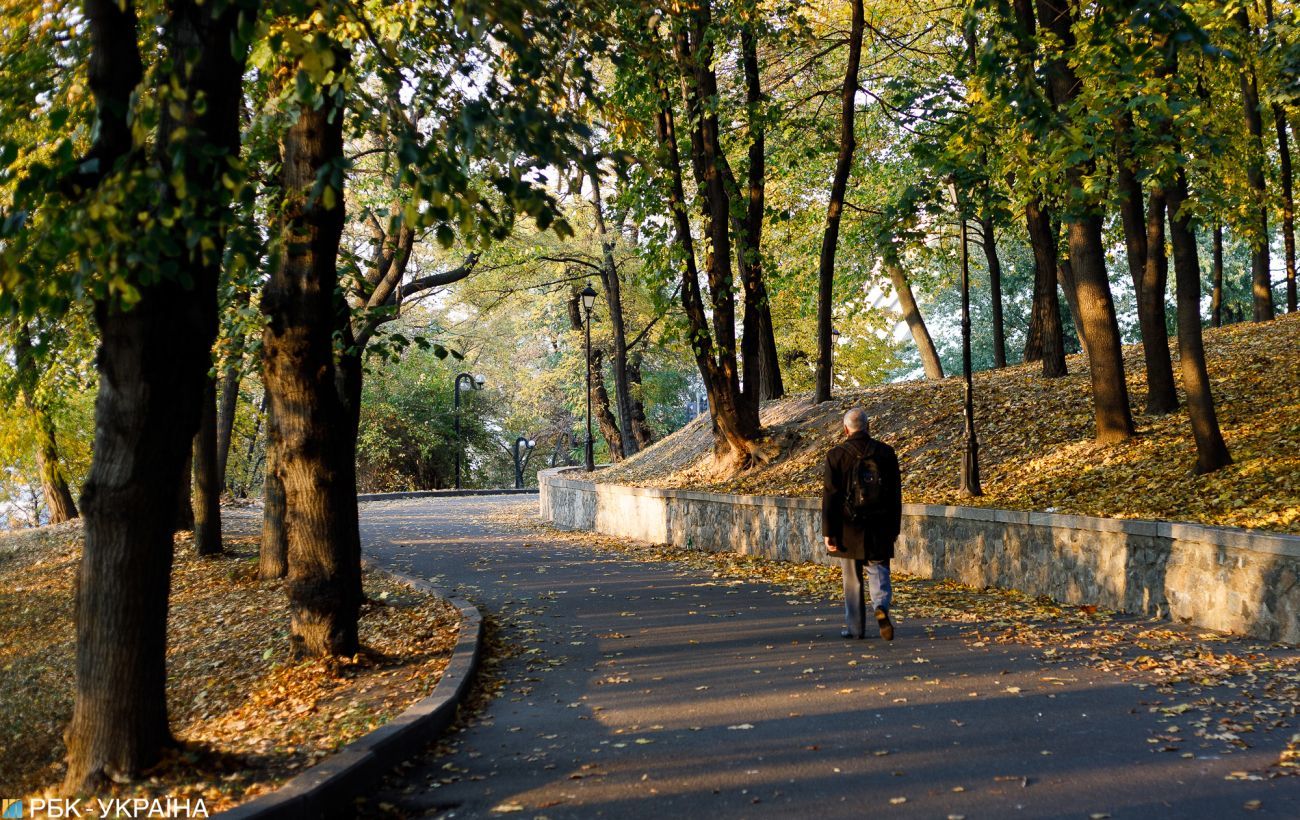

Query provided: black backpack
[842,440,883,525]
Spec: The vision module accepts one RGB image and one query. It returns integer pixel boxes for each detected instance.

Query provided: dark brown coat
[821,431,902,561]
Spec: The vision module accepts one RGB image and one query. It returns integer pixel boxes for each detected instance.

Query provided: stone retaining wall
[539,467,1300,642]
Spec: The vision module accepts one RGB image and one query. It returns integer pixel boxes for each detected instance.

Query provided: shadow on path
[357,496,1300,819]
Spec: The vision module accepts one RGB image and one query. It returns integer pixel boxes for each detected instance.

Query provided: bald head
[843,407,869,434]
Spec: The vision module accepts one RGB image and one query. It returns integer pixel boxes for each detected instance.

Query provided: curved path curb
[216,568,484,819]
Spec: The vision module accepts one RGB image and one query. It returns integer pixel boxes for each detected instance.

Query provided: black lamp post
[830,327,841,389]
[513,436,536,489]
[946,177,983,497]
[580,282,598,472]
[453,371,485,490]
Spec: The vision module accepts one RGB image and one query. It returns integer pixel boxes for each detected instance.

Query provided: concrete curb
[358,488,537,502]
[216,568,484,819]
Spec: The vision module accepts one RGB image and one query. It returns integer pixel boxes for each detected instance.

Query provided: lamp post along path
[514,436,536,489]
[949,178,983,497]
[453,372,485,490]
[581,283,598,472]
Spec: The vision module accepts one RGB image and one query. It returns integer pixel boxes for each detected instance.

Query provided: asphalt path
[358,495,1300,819]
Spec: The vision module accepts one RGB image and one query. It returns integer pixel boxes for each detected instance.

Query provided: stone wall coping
[541,468,1300,558]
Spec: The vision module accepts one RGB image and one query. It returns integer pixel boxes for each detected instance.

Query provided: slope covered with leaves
[0,511,459,809]
[599,313,1300,533]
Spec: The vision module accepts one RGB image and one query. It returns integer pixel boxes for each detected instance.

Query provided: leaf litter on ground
[0,509,460,811]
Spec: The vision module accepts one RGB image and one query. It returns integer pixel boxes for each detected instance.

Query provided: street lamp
[580,282,598,472]
[946,176,982,497]
[454,372,485,490]
[830,327,841,389]
[513,436,536,489]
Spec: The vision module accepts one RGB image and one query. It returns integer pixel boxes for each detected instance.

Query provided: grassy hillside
[599,313,1300,534]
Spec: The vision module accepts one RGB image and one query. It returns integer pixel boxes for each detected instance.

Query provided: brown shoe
[876,607,894,641]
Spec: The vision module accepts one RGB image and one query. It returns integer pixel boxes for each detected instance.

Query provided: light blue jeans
[841,558,892,637]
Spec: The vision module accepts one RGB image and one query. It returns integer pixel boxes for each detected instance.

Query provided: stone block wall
[538,467,1300,643]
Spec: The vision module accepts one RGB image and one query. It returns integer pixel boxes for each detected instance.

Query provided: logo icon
[1,799,22,819]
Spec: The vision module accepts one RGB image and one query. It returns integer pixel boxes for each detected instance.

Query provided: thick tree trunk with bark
[64,0,249,791]
[1137,192,1177,414]
[588,173,637,457]
[1116,121,1176,412]
[216,286,251,489]
[814,0,864,403]
[979,213,1007,368]
[1276,106,1299,313]
[261,48,361,658]
[590,348,625,462]
[1036,0,1135,443]
[1212,224,1225,327]
[626,353,655,448]
[656,9,766,470]
[260,407,288,580]
[1167,173,1233,473]
[193,375,223,555]
[13,325,79,523]
[1236,9,1276,322]
[884,259,944,380]
[1022,199,1067,376]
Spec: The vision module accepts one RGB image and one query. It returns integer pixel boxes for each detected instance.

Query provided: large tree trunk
[1139,192,1178,414]
[13,325,79,523]
[659,8,764,469]
[734,17,783,403]
[32,404,79,524]
[261,46,361,658]
[590,348,625,462]
[884,258,944,380]
[1236,8,1276,322]
[1276,106,1299,313]
[192,375,223,555]
[1036,0,1135,443]
[259,405,288,581]
[64,0,248,791]
[1022,199,1067,376]
[1116,122,1177,413]
[1167,172,1233,473]
[588,172,637,457]
[814,0,864,403]
[626,353,655,448]
[978,212,1007,368]
[1212,224,1225,327]
[215,286,251,490]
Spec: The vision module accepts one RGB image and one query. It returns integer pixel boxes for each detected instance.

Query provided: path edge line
[215,565,484,819]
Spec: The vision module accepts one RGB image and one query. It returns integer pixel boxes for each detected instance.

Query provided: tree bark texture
[814,0,864,403]
[259,403,288,581]
[978,212,1007,368]
[1167,172,1233,473]
[1035,0,1135,443]
[1116,118,1176,413]
[588,172,637,457]
[192,374,223,555]
[656,9,765,469]
[1022,199,1067,376]
[261,47,361,658]
[65,0,251,791]
[1137,191,1177,414]
[215,286,251,490]
[1276,105,1299,312]
[1212,224,1224,327]
[1236,9,1276,322]
[12,325,79,523]
[885,258,944,380]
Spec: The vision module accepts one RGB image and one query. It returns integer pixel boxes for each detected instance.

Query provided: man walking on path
[823,407,902,640]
